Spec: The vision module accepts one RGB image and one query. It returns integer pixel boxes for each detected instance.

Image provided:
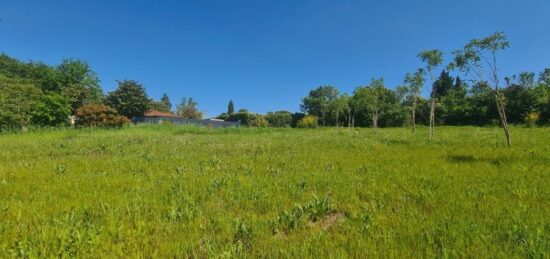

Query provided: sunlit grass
[0,125,549,257]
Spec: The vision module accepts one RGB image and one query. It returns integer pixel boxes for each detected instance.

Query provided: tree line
[300,32,550,146]
[0,54,202,129]
[1,32,549,140]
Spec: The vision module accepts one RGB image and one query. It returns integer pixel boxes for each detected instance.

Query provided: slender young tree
[332,94,349,128]
[418,49,443,140]
[450,32,511,146]
[403,69,425,133]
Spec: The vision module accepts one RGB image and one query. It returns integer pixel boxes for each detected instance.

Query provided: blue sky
[1,0,549,116]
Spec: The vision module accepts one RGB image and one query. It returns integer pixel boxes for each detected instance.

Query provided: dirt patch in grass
[309,212,346,230]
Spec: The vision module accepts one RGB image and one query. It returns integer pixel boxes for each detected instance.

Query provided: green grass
[1,125,549,258]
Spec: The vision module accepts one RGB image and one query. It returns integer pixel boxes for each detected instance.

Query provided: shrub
[291,113,306,128]
[296,115,318,128]
[247,114,268,127]
[227,112,267,127]
[266,111,292,127]
[75,104,130,128]
[524,112,540,127]
[226,112,251,124]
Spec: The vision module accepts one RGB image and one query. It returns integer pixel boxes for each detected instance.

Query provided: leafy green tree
[31,93,71,126]
[161,93,172,111]
[176,97,203,119]
[149,94,172,113]
[149,100,172,113]
[57,59,103,113]
[227,100,235,115]
[418,49,443,140]
[0,81,42,130]
[266,111,293,127]
[434,70,454,98]
[105,80,150,119]
[301,85,339,126]
[451,32,511,146]
[351,78,397,129]
[331,94,349,128]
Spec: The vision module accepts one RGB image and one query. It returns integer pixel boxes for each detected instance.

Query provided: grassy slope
[0,125,549,257]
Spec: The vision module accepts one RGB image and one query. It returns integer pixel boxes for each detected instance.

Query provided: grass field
[0,125,549,258]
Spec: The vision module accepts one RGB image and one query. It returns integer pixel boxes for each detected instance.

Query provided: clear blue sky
[1,0,549,117]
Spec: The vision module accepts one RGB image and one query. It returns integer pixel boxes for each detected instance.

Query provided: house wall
[133,116,240,128]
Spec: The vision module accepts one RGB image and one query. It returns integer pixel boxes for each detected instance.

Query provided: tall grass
[0,125,548,257]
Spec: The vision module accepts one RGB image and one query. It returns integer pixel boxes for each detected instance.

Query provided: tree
[149,93,172,113]
[403,69,425,133]
[301,85,339,126]
[227,100,235,115]
[332,94,349,128]
[31,93,71,126]
[450,32,511,146]
[351,78,392,129]
[266,111,293,127]
[176,97,203,119]
[161,93,172,111]
[149,100,172,113]
[434,70,454,98]
[56,59,103,113]
[418,49,443,140]
[105,80,150,119]
[0,81,42,130]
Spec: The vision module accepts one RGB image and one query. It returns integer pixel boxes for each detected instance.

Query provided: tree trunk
[372,111,378,129]
[352,115,355,128]
[495,91,511,147]
[412,97,417,133]
[347,110,351,130]
[429,98,435,140]
[492,52,511,147]
[336,111,339,128]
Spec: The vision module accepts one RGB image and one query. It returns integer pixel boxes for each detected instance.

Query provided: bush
[247,114,268,127]
[291,113,306,128]
[524,112,540,127]
[226,112,251,124]
[75,104,130,128]
[226,112,267,127]
[296,115,318,128]
[266,111,292,127]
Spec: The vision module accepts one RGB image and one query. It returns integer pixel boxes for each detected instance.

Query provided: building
[133,110,240,128]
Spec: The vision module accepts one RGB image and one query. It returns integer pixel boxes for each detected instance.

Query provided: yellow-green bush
[524,112,540,127]
[296,115,318,128]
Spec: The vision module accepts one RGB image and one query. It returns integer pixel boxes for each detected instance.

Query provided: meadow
[0,125,549,258]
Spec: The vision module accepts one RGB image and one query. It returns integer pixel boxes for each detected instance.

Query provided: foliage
[105,80,150,119]
[296,115,318,128]
[57,59,103,113]
[74,104,130,127]
[266,111,293,127]
[524,112,540,127]
[301,85,339,126]
[226,111,267,127]
[246,114,268,127]
[176,97,203,119]
[149,93,173,113]
[31,93,71,126]
[0,81,42,129]
[228,100,235,115]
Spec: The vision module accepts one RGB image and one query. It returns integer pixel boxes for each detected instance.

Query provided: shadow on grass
[445,154,520,166]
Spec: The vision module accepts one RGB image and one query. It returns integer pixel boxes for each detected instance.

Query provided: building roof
[143,109,180,118]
